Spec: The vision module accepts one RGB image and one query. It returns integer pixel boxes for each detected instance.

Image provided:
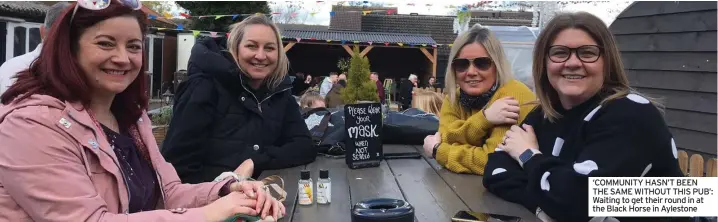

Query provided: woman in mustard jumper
[422,24,536,175]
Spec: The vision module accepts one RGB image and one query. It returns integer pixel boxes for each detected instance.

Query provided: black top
[101,125,160,213]
[483,93,684,222]
[161,37,316,183]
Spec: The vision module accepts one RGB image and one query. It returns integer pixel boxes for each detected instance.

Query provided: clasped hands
[202,159,285,222]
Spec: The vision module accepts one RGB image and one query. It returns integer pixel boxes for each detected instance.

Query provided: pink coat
[0,94,231,221]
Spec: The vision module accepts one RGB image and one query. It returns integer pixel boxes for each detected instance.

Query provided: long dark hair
[2,0,150,129]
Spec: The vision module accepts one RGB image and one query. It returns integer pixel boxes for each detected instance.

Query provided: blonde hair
[227,14,289,90]
[412,89,443,115]
[444,24,515,105]
[532,12,663,122]
[299,91,324,108]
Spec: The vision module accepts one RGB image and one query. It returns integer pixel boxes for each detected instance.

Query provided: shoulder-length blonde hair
[532,12,662,122]
[412,89,443,115]
[444,24,515,105]
[227,14,289,90]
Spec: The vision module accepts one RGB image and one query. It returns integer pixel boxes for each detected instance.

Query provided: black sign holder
[344,102,383,169]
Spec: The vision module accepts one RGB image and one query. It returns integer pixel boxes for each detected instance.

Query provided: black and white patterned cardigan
[482,93,684,222]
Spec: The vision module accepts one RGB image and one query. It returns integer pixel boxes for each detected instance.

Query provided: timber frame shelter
[283,41,439,78]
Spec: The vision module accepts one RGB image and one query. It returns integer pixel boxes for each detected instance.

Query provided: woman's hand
[484,96,520,125]
[201,192,257,222]
[229,180,286,220]
[498,124,539,161]
[422,132,441,158]
[234,159,254,178]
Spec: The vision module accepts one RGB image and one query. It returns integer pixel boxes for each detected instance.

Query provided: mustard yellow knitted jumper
[436,79,537,175]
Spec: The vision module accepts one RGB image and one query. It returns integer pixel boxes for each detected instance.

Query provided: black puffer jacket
[161,37,316,183]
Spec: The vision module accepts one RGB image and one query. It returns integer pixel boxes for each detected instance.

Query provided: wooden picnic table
[259,144,541,222]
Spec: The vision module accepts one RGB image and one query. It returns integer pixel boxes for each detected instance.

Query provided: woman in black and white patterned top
[482,12,684,222]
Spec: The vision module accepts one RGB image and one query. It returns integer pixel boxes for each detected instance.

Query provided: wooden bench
[677,150,717,177]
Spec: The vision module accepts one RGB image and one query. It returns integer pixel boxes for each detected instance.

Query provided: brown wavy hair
[532,12,662,122]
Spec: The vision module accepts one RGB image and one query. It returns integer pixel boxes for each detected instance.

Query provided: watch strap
[431,143,440,159]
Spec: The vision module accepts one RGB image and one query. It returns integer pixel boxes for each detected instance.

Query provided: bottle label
[317,182,331,204]
[298,182,313,205]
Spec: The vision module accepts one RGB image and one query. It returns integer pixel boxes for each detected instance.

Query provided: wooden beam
[342,45,354,55]
[280,41,433,49]
[432,48,438,78]
[284,42,295,52]
[419,48,435,63]
[359,46,374,57]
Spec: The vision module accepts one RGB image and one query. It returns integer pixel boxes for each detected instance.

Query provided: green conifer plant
[340,46,379,104]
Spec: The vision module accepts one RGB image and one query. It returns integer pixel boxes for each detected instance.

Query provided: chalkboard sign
[344,102,383,169]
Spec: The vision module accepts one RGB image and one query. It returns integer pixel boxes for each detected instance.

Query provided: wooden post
[342,45,353,55]
[432,48,438,78]
[284,42,295,52]
[689,154,705,177]
[678,151,689,176]
[419,48,437,79]
[359,46,373,57]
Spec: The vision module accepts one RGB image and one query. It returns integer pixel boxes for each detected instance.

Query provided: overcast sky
[265,1,634,26]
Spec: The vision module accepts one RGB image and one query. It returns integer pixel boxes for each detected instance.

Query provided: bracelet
[431,143,440,159]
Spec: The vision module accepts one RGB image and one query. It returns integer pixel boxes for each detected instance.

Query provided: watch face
[519,150,533,163]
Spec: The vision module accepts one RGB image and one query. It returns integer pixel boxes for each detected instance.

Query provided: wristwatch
[431,143,440,159]
[518,149,541,167]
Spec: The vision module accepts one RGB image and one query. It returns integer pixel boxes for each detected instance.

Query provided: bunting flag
[149,27,461,48]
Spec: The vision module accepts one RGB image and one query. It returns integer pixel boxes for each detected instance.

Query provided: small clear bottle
[317,169,331,204]
[298,170,313,205]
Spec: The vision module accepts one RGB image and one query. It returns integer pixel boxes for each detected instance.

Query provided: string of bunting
[149,27,455,48]
[147,0,588,21]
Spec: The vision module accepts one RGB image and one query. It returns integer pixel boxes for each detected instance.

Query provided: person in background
[426,76,438,91]
[325,73,346,108]
[319,72,338,97]
[412,89,443,116]
[292,72,311,96]
[0,1,282,221]
[370,72,385,103]
[0,2,71,95]
[299,91,326,109]
[161,14,316,184]
[399,75,417,110]
[483,12,683,222]
[421,24,536,176]
[409,74,419,88]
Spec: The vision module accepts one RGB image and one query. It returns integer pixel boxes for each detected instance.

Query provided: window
[5,22,42,61]
[0,21,6,63]
[13,26,26,57]
[29,28,40,52]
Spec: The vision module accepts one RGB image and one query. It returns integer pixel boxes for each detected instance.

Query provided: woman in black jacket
[161,15,316,184]
[483,12,683,222]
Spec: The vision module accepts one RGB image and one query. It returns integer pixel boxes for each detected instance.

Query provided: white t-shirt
[0,43,42,95]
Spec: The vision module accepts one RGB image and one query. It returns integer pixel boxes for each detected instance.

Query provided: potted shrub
[151,106,172,146]
[340,46,379,104]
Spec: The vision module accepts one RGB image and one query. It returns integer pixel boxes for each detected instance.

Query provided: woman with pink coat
[0,0,283,221]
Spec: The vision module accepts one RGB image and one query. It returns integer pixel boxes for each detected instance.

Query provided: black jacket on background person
[161,37,316,183]
[482,93,684,222]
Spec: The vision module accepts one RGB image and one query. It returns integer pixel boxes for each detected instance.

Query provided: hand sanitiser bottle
[317,169,331,204]
[298,170,313,205]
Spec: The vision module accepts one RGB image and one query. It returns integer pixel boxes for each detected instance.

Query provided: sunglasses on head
[451,57,493,73]
[71,0,142,22]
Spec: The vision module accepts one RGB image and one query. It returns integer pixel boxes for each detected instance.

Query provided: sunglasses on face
[451,57,493,73]
[547,45,602,63]
[71,0,142,22]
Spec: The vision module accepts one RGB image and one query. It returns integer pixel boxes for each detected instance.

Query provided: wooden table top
[258,144,540,222]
